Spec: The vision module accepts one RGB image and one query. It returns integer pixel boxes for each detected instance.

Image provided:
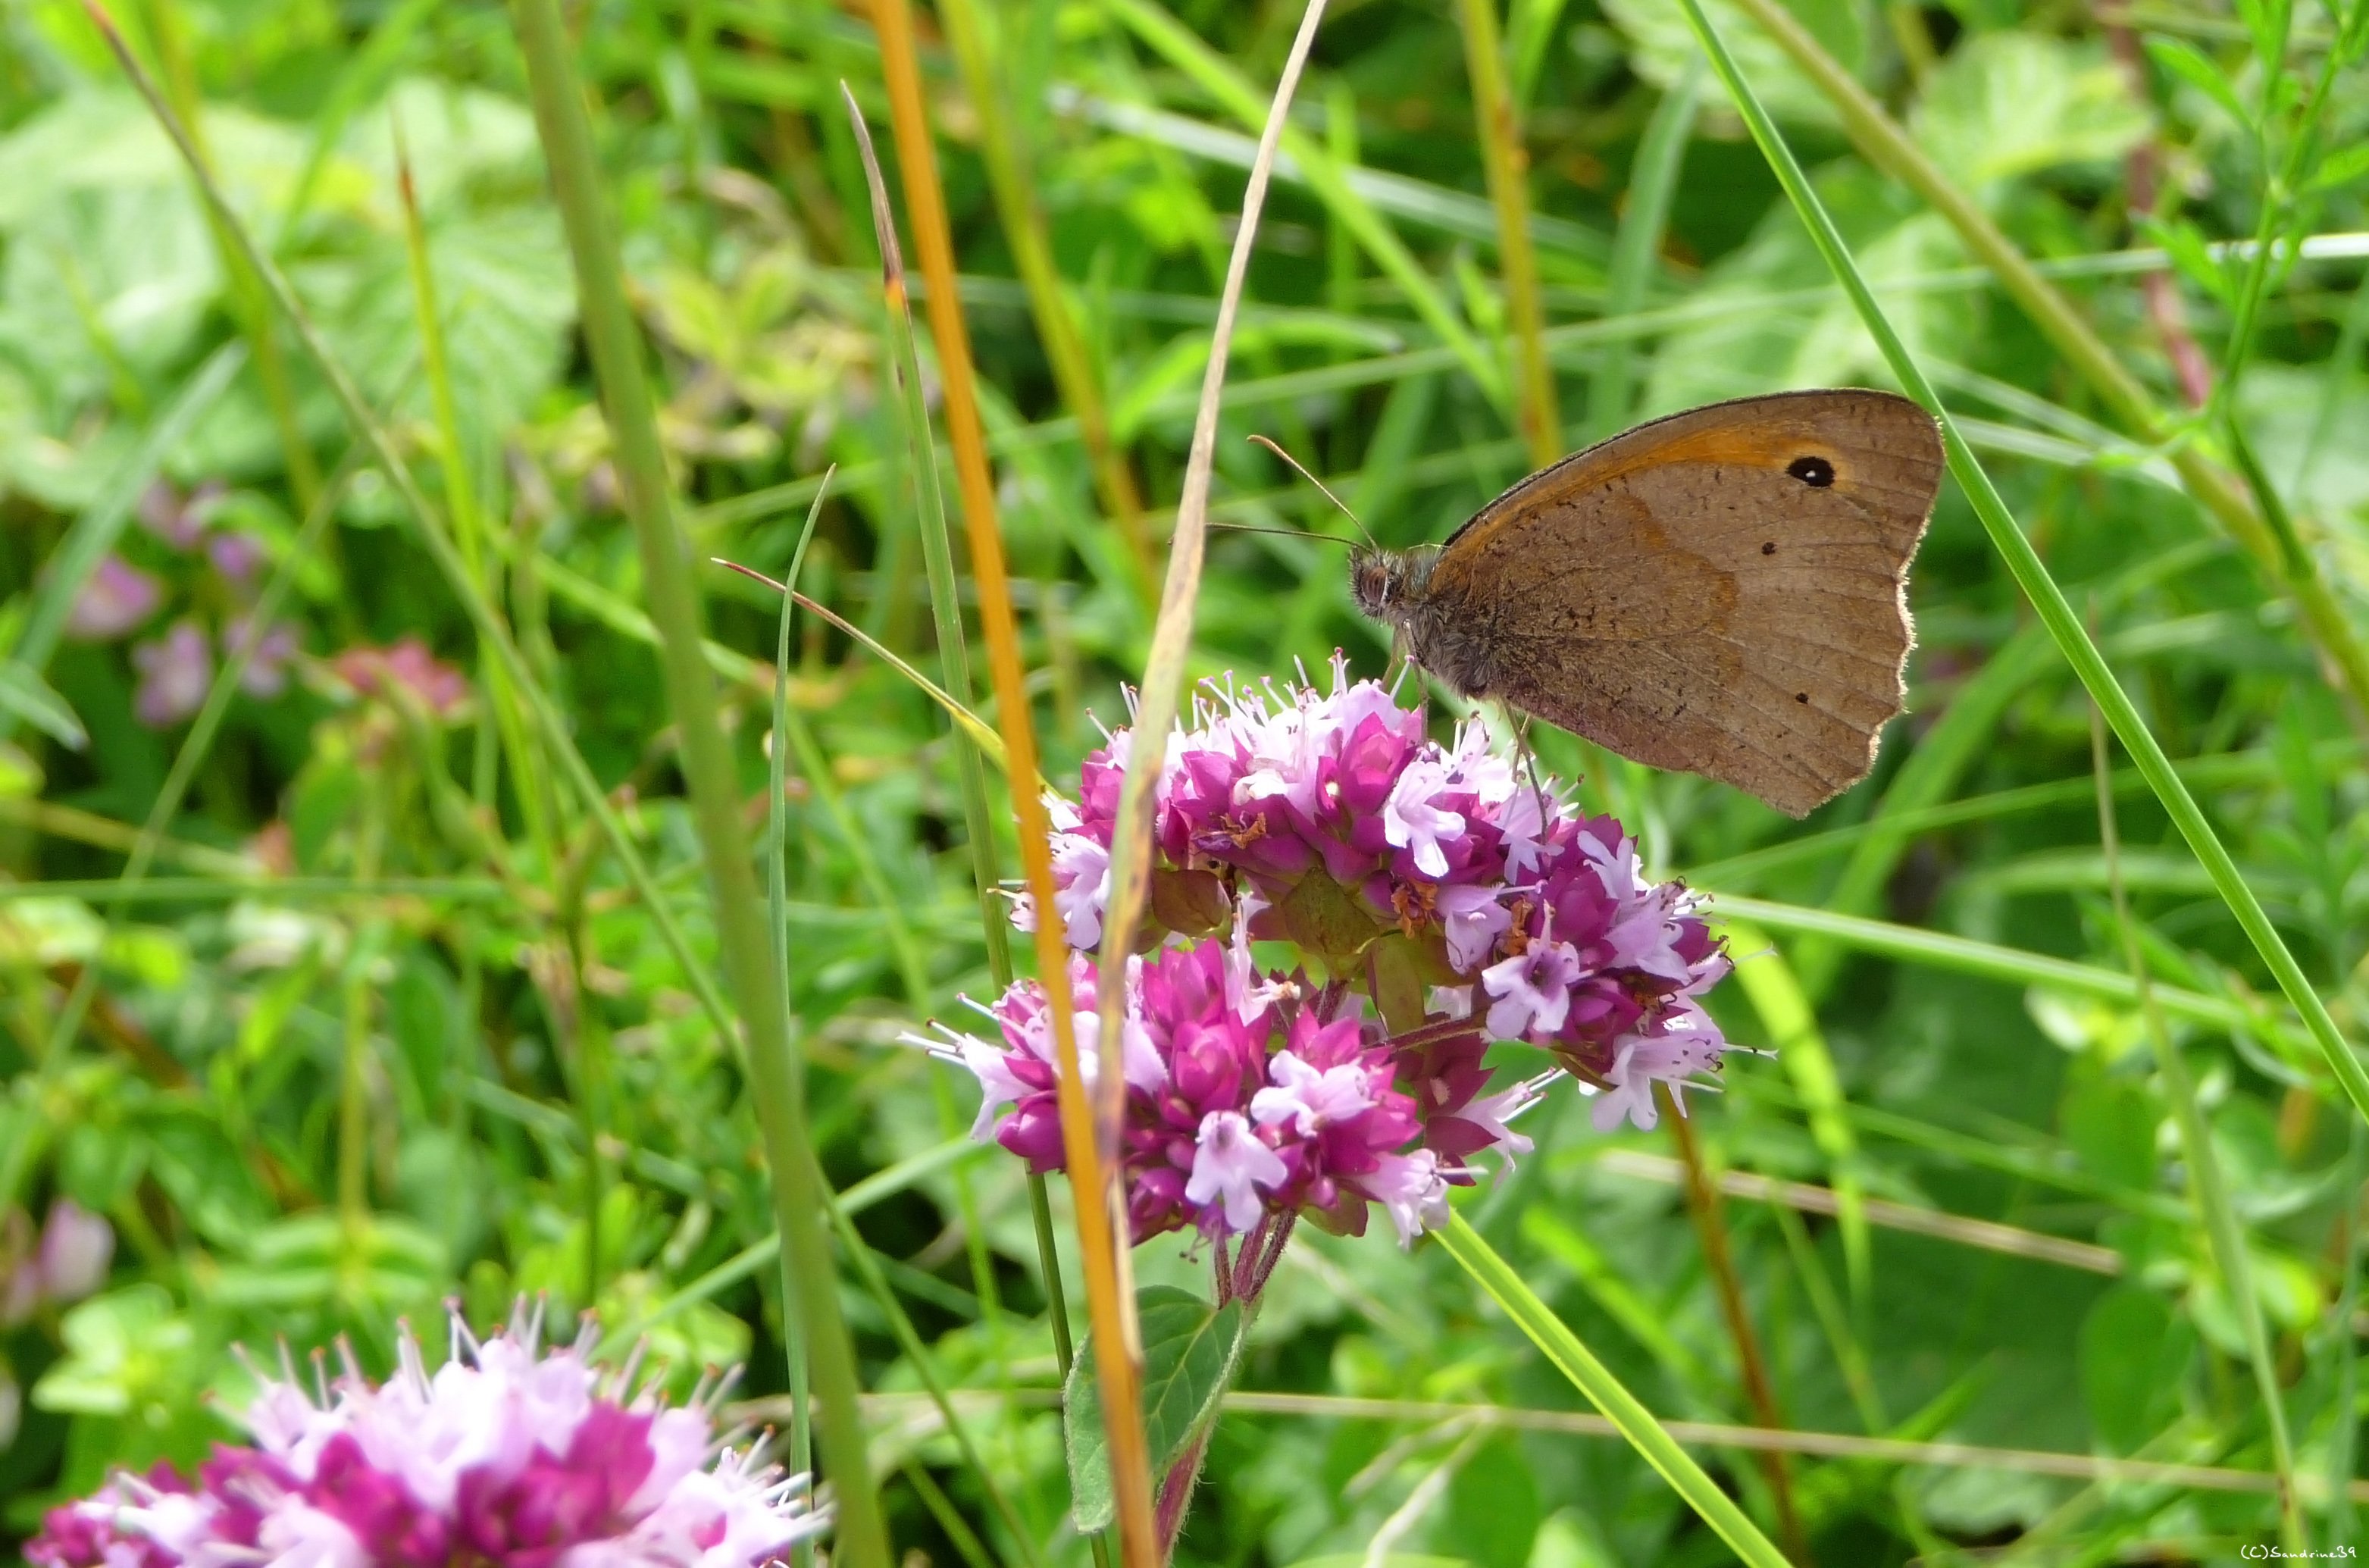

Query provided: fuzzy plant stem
[505,7,890,1566]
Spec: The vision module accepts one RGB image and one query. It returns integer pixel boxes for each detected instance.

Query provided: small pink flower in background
[224,616,299,698]
[66,556,163,642]
[136,480,225,552]
[26,1301,827,1568]
[206,530,268,589]
[132,620,213,728]
[2,1199,114,1326]
[333,637,470,718]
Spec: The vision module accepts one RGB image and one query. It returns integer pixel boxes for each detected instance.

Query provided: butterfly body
[1350,389,1945,817]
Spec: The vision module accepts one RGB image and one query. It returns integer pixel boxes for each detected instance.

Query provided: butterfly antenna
[1247,433,1379,550]
[1205,521,1341,541]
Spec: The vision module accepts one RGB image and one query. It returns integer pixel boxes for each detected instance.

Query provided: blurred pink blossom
[132,620,213,728]
[65,556,163,643]
[333,637,470,718]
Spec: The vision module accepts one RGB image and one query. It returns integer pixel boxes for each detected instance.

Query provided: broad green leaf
[1911,34,2150,196]
[1446,1435,1541,1568]
[1064,1284,1244,1532]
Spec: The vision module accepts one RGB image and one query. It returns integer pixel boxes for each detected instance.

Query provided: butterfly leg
[1501,705,1556,839]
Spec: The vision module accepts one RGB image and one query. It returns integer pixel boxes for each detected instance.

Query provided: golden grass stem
[863,2,1162,1557]
[1455,0,1560,470]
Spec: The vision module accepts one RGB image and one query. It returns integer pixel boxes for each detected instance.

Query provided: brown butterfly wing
[1416,390,1942,816]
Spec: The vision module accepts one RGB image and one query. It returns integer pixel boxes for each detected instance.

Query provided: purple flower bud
[35,1199,112,1304]
[223,616,298,699]
[65,556,163,643]
[131,620,213,728]
[206,530,268,588]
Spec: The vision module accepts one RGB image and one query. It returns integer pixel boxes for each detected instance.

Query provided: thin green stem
[771,484,831,1568]
[1678,0,2369,1129]
[505,6,889,1565]
[1436,1214,1792,1568]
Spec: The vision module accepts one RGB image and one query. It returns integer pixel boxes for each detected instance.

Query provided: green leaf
[1447,1435,1541,1568]
[2142,36,2252,131]
[1275,867,1383,967]
[0,660,86,750]
[1064,1284,1244,1532]
[1911,34,2150,195]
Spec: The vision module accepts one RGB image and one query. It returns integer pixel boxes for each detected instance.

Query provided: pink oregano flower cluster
[921,655,1733,1251]
[28,1304,825,1568]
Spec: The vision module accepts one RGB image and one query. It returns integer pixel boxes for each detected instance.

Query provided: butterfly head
[1348,544,1427,624]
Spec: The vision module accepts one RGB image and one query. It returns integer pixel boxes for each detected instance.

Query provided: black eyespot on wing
[1760,541,1776,555]
[1787,455,1835,487]
[1795,692,1809,703]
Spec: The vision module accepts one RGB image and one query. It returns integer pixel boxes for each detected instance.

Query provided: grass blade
[1674,0,2369,1130]
[1585,61,1698,440]
[1711,894,2300,1050]
[1722,922,1869,1308]
[1435,1214,1793,1568]
[770,479,831,1561]
[505,5,891,1563]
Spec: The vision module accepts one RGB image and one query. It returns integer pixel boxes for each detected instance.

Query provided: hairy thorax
[1347,543,1498,699]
